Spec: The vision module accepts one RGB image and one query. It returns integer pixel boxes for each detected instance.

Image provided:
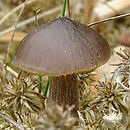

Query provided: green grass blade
[38,76,42,93]
[6,43,19,75]
[44,78,50,97]
[62,0,66,17]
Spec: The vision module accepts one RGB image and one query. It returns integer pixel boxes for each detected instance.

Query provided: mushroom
[13,17,111,116]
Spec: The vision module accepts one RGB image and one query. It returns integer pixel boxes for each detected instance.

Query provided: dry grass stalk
[0,113,24,130]
[4,0,27,66]
[89,0,130,30]
[92,0,130,20]
[0,0,37,26]
[88,12,130,27]
[84,0,95,24]
[0,5,62,37]
[67,0,71,18]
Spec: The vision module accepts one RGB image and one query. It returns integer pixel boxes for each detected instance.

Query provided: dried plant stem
[4,0,27,66]
[88,12,130,27]
[0,114,24,130]
[0,0,37,26]
[0,6,62,37]
[0,59,18,77]
[35,9,41,27]
[6,66,18,77]
[84,0,94,24]
[67,0,71,18]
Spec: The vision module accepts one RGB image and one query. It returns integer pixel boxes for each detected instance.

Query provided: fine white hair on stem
[0,0,37,26]
[0,6,62,37]
[0,113,24,130]
[4,0,28,66]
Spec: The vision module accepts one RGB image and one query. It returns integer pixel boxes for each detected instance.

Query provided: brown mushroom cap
[13,17,111,76]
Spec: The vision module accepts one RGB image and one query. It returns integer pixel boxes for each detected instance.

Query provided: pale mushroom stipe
[13,17,111,116]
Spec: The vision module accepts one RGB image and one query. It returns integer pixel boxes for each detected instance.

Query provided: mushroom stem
[48,74,79,116]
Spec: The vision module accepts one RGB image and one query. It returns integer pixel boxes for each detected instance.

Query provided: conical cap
[13,17,111,76]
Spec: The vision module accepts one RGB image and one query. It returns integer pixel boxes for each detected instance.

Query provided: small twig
[0,113,24,130]
[84,0,94,24]
[0,6,62,37]
[67,0,71,18]
[6,66,18,77]
[88,12,130,27]
[0,0,37,26]
[0,59,18,77]
[18,70,23,80]
[35,8,41,27]
[4,0,27,67]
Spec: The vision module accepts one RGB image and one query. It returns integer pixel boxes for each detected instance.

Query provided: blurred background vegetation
[0,0,130,129]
